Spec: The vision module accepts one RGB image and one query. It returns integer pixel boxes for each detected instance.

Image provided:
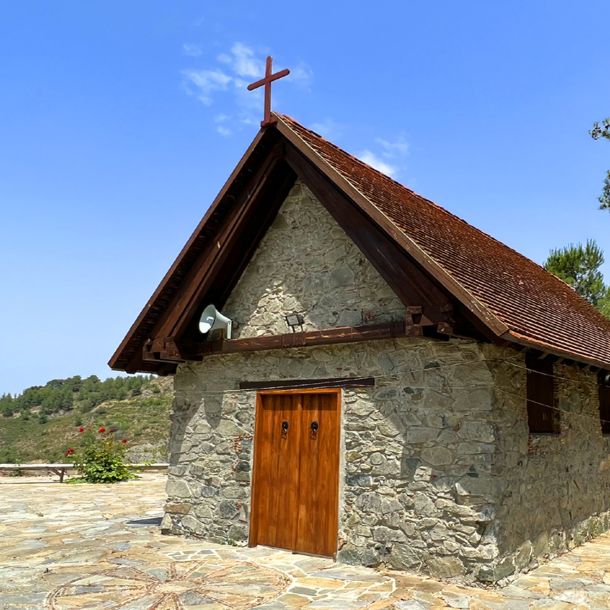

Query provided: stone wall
[482,345,610,580]
[163,341,610,582]
[223,181,405,338]
[163,338,507,580]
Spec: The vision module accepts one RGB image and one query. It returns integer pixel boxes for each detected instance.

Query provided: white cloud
[217,43,265,79]
[229,42,265,78]
[182,43,202,57]
[214,114,232,136]
[376,135,409,157]
[182,69,232,105]
[182,43,264,110]
[358,150,397,177]
[357,134,408,178]
[237,112,259,126]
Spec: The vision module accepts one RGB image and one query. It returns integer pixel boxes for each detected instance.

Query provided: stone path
[1,475,610,609]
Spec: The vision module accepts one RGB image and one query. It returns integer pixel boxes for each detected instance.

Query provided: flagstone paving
[1,475,610,609]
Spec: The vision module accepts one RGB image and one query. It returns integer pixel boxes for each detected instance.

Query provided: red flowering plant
[65,425,134,483]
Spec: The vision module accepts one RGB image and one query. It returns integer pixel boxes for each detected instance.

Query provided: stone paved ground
[1,475,610,609]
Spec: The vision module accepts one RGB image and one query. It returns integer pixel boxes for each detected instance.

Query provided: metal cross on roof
[247,56,290,127]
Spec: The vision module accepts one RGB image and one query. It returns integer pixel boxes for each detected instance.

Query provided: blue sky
[1,2,609,395]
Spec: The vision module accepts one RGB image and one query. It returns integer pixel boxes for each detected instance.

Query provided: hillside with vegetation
[0,375,172,464]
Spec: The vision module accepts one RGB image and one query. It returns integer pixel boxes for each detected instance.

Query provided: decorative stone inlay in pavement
[2,474,610,609]
[46,558,289,609]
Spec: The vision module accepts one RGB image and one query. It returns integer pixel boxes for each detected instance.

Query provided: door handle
[310,421,319,437]
[281,420,289,438]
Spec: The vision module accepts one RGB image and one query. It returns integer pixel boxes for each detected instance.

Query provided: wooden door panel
[295,392,340,557]
[250,389,340,557]
[249,393,300,550]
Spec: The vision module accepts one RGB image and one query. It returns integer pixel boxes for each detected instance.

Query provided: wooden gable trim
[136,141,478,369]
[111,132,299,373]
[282,143,496,343]
[110,122,501,375]
[274,115,510,339]
[109,128,278,372]
[137,156,298,369]
[152,153,293,340]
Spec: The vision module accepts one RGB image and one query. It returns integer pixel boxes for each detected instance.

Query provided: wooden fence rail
[0,463,169,483]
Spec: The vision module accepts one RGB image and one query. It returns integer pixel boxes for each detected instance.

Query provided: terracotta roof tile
[278,114,610,368]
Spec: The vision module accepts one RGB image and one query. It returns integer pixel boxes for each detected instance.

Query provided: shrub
[66,426,134,483]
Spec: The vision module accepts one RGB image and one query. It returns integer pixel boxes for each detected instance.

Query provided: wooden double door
[249,389,341,557]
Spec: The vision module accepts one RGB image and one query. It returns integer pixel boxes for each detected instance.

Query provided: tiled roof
[278,114,610,367]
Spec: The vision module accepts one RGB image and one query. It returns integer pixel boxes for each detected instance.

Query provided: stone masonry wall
[163,343,610,582]
[482,345,610,580]
[163,338,506,581]
[163,179,504,579]
[223,180,405,338]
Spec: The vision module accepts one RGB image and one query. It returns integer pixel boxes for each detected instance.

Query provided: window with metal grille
[598,371,610,435]
[526,353,559,434]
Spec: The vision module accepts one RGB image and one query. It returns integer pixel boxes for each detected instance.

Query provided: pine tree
[544,239,609,309]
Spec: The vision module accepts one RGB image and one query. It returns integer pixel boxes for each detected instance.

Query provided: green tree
[544,239,609,308]
[591,118,610,210]
[1,374,155,418]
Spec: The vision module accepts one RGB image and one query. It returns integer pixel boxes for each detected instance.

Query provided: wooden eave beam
[239,376,375,390]
[506,332,608,373]
[145,316,446,365]
[192,321,412,357]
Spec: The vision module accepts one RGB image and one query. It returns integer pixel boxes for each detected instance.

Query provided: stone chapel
[110,113,610,582]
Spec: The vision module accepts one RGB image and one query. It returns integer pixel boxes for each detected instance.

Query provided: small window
[526,353,559,434]
[598,371,610,435]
